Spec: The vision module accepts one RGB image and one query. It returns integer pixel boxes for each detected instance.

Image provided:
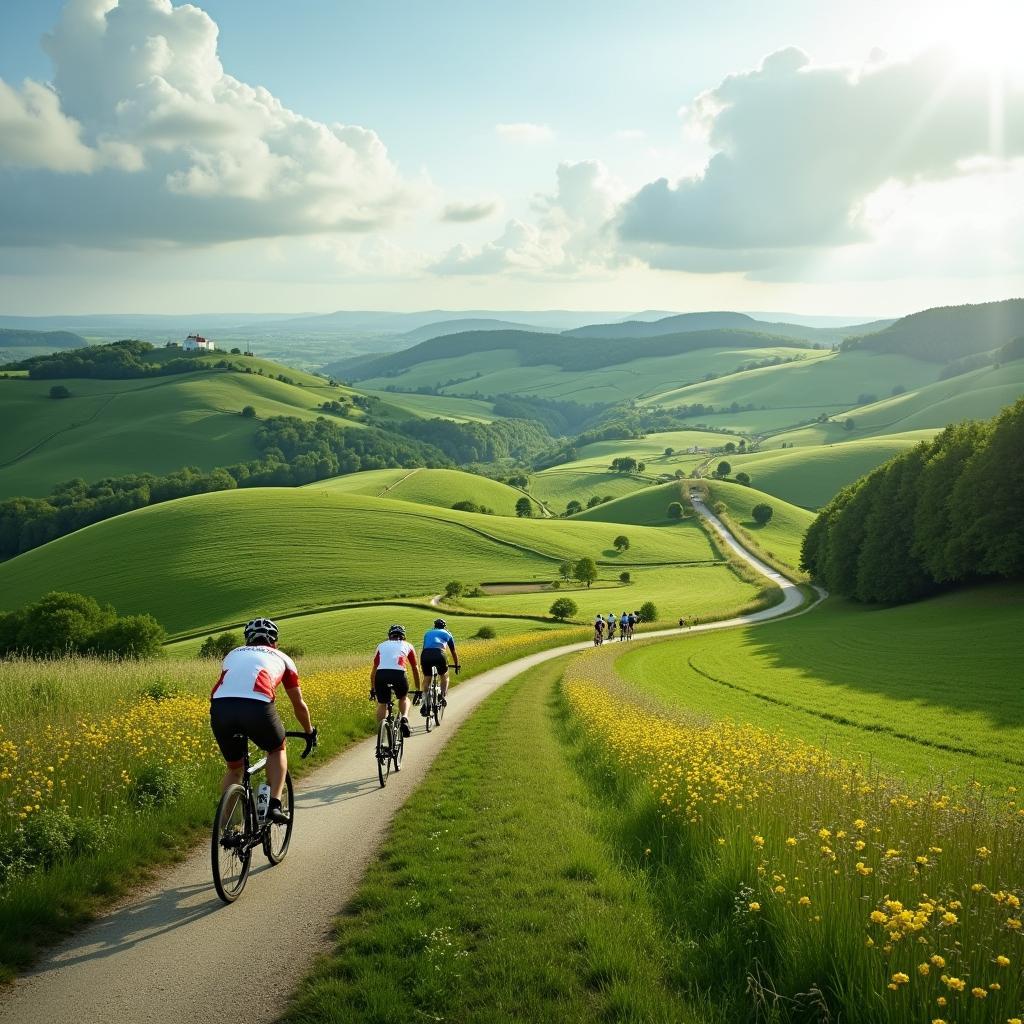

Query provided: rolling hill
[0,328,87,365]
[398,319,552,344]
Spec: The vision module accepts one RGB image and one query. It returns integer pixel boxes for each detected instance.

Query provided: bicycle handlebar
[285,728,318,759]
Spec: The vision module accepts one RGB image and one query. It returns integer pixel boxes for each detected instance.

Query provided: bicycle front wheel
[393,725,404,772]
[377,719,392,788]
[433,691,444,727]
[212,783,252,903]
[264,772,294,865]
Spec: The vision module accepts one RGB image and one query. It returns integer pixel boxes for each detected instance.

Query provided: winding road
[0,500,819,1024]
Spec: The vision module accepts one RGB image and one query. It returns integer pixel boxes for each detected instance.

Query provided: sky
[0,0,1022,316]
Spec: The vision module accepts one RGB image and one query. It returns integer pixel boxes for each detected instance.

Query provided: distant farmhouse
[166,334,216,352]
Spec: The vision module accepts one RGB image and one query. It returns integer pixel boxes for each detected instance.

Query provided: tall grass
[563,649,1024,1023]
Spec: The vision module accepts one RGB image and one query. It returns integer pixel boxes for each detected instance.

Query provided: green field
[0,369,361,498]
[573,479,690,525]
[726,432,934,508]
[0,488,721,634]
[308,467,543,516]
[616,583,1024,787]
[363,389,498,422]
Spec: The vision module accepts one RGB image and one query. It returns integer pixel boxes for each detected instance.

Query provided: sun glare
[926,0,1024,79]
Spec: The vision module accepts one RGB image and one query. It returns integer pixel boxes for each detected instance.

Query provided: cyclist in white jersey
[210,617,315,824]
[370,624,421,737]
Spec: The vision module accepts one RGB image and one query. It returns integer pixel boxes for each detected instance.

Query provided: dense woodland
[801,397,1024,602]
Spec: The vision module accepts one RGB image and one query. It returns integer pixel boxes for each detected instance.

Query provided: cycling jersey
[373,639,418,672]
[620,616,629,627]
[211,645,299,703]
[422,628,455,651]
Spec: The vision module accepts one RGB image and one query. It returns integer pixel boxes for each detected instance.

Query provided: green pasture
[726,432,934,508]
[0,489,718,635]
[572,428,734,466]
[362,388,497,422]
[616,583,1024,788]
[702,479,815,569]
[307,467,543,516]
[529,467,653,511]
[0,370,363,499]
[573,480,690,525]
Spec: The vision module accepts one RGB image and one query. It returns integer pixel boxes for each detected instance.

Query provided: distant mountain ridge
[0,328,87,350]
[398,319,552,344]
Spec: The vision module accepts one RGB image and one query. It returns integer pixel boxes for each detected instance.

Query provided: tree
[639,601,658,622]
[559,560,574,581]
[230,347,242,354]
[508,474,529,488]
[752,503,774,525]
[549,597,578,621]
[613,535,630,552]
[587,496,603,508]
[664,447,674,456]
[619,571,631,584]
[843,418,855,432]
[444,581,464,599]
[515,497,532,518]
[241,405,257,418]
[49,385,71,399]
[637,462,646,473]
[716,460,732,477]
[573,557,598,588]
[91,614,166,658]
[565,500,583,516]
[667,501,683,520]
[199,631,241,659]
[610,456,637,473]
[735,472,751,486]
[724,441,736,452]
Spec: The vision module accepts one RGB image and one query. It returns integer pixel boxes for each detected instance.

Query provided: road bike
[211,728,318,904]
[422,665,446,732]
[374,682,405,788]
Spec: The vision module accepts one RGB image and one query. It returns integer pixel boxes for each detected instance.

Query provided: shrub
[515,497,532,518]
[667,501,683,520]
[613,535,630,552]
[619,571,631,584]
[474,625,496,639]
[713,501,727,514]
[565,500,583,516]
[199,631,241,659]
[752,503,774,525]
[241,405,257,418]
[451,500,481,513]
[549,597,578,621]
[48,385,71,399]
[735,472,751,486]
[132,761,187,808]
[444,581,464,599]
[638,600,658,622]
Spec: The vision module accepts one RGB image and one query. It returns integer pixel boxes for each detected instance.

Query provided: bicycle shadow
[29,880,220,976]
[295,775,380,807]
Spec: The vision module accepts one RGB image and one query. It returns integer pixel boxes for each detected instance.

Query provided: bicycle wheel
[212,783,252,903]
[377,719,392,788]
[393,724,404,772]
[264,772,294,865]
[424,690,433,733]
[433,690,444,727]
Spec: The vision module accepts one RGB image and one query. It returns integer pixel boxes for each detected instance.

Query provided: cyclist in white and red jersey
[370,624,421,738]
[210,617,315,824]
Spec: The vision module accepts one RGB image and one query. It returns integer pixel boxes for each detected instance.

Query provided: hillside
[398,319,552,344]
[0,488,721,633]
[0,368,362,498]
[845,297,1024,362]
[0,328,87,364]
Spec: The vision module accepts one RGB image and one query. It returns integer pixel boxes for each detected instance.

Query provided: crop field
[727,432,935,508]
[702,479,815,569]
[0,370,361,498]
[0,489,719,634]
[307,467,542,516]
[615,583,1024,787]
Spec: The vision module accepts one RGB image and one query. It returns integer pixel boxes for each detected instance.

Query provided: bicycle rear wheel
[377,719,392,788]
[393,725,404,772]
[212,783,252,903]
[263,772,294,864]
[433,689,444,727]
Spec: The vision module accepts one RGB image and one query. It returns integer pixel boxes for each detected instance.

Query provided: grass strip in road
[285,657,695,1024]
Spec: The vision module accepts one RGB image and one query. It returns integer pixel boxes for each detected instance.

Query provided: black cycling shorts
[210,697,286,765]
[374,669,409,704]
[421,648,449,675]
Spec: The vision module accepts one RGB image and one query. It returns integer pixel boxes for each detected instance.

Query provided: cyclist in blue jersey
[419,618,460,716]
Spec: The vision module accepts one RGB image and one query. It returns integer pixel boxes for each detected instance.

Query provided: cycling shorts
[210,697,286,765]
[421,648,449,675]
[374,668,409,704]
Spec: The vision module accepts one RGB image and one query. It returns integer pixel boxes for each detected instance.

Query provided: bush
[132,761,187,808]
[638,600,658,622]
[515,497,532,517]
[199,631,241,659]
[735,472,751,486]
[451,500,481,513]
[716,461,732,477]
[90,614,166,658]
[549,597,578,621]
[48,385,71,399]
[619,571,631,584]
[713,501,727,515]
[752,503,774,525]
[474,625,497,639]
[241,405,257,418]
[444,581,464,599]
[613,535,630,552]
[667,501,683,520]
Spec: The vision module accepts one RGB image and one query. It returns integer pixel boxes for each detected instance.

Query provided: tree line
[801,397,1024,603]
[0,416,448,560]
[397,416,551,464]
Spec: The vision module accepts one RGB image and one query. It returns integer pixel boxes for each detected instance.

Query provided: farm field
[0,488,720,635]
[0,369,361,499]
[616,583,1024,787]
[727,431,935,508]
[307,467,543,516]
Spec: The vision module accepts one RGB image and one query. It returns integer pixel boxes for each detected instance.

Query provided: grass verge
[285,657,695,1024]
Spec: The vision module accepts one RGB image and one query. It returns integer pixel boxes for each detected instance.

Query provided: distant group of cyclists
[592,610,640,645]
[210,616,460,824]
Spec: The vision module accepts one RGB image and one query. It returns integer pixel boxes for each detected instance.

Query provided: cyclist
[619,611,630,641]
[606,612,616,640]
[210,617,314,825]
[593,615,605,645]
[627,610,638,639]
[370,624,421,738]
[419,618,459,715]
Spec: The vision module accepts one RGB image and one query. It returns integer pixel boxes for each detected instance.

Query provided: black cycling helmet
[244,617,278,645]
[433,618,446,629]
[388,623,406,639]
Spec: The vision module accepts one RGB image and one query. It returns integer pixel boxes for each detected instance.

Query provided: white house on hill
[183,333,215,351]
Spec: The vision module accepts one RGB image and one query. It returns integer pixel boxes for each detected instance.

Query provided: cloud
[441,199,500,223]
[618,46,1024,269]
[0,0,416,247]
[495,122,554,144]
[431,160,628,276]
